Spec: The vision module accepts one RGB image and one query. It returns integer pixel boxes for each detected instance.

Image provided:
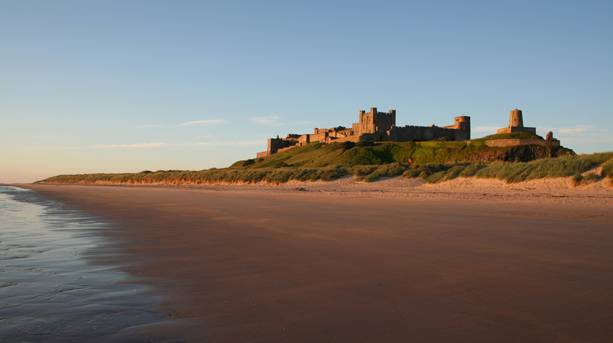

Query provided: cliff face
[464,144,572,163]
[503,145,565,161]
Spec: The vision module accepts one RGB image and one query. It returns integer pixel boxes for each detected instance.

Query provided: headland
[36,107,612,189]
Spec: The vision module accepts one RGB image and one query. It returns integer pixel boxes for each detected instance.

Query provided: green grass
[40,142,611,186]
[477,132,543,140]
[41,166,352,185]
[230,140,572,170]
[397,152,613,184]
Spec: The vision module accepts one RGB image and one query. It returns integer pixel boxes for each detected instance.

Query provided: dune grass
[400,152,613,184]
[599,156,613,178]
[41,166,351,185]
[41,152,612,185]
[40,141,609,186]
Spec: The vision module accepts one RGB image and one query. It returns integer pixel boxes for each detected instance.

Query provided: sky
[1,0,612,183]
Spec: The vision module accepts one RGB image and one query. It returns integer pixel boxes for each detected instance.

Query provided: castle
[256,107,560,158]
[496,109,536,135]
[257,107,471,158]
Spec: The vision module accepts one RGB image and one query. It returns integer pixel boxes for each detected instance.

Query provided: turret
[509,109,524,128]
[496,108,536,135]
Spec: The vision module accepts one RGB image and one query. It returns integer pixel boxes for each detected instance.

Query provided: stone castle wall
[256,106,471,157]
[353,107,396,135]
[257,136,299,157]
[496,109,536,135]
[255,107,559,159]
[390,124,470,142]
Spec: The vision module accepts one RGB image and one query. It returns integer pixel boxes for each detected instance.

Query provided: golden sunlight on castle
[257,107,470,158]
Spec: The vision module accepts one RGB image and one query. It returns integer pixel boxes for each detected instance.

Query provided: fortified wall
[390,116,470,142]
[256,107,562,159]
[256,107,470,157]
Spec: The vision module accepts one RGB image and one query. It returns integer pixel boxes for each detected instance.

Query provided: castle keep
[257,107,471,158]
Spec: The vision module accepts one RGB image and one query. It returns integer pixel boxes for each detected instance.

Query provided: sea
[0,186,180,342]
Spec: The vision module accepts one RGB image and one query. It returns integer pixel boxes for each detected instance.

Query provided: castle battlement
[256,107,561,160]
[256,106,471,157]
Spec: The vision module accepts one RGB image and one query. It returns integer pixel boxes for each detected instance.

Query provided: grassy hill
[231,137,567,169]
[39,139,613,185]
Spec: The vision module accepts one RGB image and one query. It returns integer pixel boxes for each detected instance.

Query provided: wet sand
[23,184,613,342]
[0,186,183,343]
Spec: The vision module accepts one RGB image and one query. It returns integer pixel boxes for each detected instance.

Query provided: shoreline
[20,183,613,342]
[0,186,190,342]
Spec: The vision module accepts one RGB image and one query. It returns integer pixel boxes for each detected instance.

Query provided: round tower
[509,109,524,128]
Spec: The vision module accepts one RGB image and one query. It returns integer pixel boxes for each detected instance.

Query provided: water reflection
[0,186,177,342]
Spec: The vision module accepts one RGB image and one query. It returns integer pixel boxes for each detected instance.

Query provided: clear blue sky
[1,0,612,182]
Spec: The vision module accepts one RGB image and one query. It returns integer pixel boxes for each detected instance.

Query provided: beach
[0,186,183,342]
[23,182,613,342]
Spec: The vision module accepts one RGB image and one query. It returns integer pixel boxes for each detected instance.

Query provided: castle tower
[496,108,536,135]
[509,109,524,128]
[353,106,396,137]
[454,116,470,131]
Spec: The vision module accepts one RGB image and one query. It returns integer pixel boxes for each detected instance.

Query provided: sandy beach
[23,182,613,342]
